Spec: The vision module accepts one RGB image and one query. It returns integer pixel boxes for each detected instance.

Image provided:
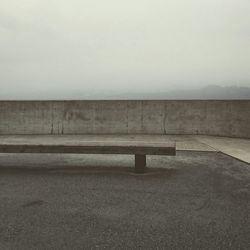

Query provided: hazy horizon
[1,0,250,99]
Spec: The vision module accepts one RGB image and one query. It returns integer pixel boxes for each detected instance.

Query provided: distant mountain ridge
[146,85,250,100]
[0,85,250,100]
[107,85,250,100]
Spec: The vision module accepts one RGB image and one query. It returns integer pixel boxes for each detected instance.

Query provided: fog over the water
[0,0,250,99]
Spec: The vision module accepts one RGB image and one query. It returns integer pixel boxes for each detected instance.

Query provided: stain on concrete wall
[0,100,249,138]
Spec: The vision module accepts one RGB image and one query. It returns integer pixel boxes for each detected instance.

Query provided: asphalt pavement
[0,151,249,249]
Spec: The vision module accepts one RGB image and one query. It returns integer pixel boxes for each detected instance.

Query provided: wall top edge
[0,99,249,102]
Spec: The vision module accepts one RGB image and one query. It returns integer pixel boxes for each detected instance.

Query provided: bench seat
[0,135,176,173]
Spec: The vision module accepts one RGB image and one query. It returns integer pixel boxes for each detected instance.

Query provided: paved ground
[195,135,250,163]
[0,151,249,250]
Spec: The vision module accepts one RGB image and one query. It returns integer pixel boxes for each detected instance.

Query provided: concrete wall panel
[141,101,165,134]
[93,101,128,134]
[127,101,143,134]
[164,101,207,134]
[0,100,249,138]
[63,101,93,134]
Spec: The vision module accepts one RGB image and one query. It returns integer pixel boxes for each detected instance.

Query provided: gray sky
[0,0,250,99]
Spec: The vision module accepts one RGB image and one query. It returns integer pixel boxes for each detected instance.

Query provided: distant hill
[0,85,250,100]
[146,85,250,100]
[110,85,250,100]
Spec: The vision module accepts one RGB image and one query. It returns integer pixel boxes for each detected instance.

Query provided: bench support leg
[135,154,146,174]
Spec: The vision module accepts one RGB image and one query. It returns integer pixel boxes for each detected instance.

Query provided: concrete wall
[0,101,249,138]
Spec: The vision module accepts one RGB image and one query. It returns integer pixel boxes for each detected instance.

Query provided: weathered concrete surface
[1,134,250,163]
[196,135,250,163]
[0,151,249,249]
[0,134,214,174]
[0,101,249,138]
[0,135,176,156]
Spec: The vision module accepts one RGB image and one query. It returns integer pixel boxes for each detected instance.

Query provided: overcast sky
[0,0,250,99]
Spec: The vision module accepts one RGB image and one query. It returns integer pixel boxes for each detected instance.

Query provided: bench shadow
[0,165,179,178]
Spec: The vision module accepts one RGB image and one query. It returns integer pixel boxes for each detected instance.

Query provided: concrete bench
[0,136,176,173]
